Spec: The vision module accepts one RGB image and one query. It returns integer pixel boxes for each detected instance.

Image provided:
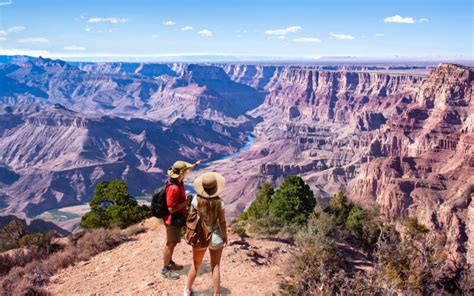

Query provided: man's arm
[182,160,202,175]
[168,201,187,214]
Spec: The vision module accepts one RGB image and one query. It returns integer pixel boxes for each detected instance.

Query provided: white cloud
[264,26,302,36]
[164,20,176,26]
[0,0,12,6]
[419,18,429,23]
[63,45,86,51]
[181,26,193,31]
[18,37,49,44]
[87,17,127,24]
[0,48,51,56]
[293,37,321,43]
[278,35,286,40]
[0,26,26,37]
[375,33,385,37]
[330,32,355,40]
[6,26,25,33]
[197,29,213,37]
[384,15,416,23]
[0,37,6,41]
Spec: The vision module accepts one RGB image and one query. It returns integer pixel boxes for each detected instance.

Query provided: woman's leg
[209,247,224,295]
[186,247,206,291]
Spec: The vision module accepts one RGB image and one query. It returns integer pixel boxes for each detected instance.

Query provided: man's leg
[163,241,177,268]
[161,224,180,280]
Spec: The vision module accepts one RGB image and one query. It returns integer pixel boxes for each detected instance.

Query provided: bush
[269,176,315,225]
[0,249,43,276]
[238,183,274,221]
[288,223,346,294]
[327,190,351,227]
[345,205,366,238]
[75,228,125,258]
[0,228,127,295]
[80,210,109,229]
[80,179,152,229]
[0,220,26,252]
[403,216,429,239]
[235,176,316,237]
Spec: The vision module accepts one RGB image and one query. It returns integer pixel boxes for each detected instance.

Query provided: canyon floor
[46,218,292,295]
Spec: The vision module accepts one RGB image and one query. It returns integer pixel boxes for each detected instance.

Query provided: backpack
[185,205,211,248]
[151,182,179,219]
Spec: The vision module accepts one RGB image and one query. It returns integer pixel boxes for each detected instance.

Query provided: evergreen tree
[346,205,366,238]
[269,176,315,225]
[80,179,151,229]
[239,183,274,220]
[328,190,351,226]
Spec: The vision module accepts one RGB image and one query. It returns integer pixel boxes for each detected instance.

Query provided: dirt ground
[46,218,292,295]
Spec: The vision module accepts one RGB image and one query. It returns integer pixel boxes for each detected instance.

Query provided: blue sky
[0,0,472,60]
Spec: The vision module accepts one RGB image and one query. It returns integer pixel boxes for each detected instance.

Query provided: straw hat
[167,161,193,178]
[193,172,225,198]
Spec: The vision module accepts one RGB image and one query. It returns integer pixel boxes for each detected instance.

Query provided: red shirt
[164,179,186,225]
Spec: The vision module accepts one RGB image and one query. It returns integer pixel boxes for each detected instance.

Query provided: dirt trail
[46,218,291,295]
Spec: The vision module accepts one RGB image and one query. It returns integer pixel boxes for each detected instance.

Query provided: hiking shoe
[161,268,180,280]
[169,260,184,270]
[183,288,194,296]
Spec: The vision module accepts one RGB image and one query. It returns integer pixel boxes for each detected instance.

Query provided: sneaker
[168,260,184,270]
[183,288,194,296]
[161,268,180,280]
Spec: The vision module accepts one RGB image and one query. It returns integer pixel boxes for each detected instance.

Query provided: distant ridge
[1,54,472,66]
[0,215,70,236]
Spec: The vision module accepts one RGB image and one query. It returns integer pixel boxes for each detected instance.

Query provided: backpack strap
[165,179,181,195]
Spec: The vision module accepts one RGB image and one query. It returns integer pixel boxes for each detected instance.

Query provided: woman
[184,172,227,296]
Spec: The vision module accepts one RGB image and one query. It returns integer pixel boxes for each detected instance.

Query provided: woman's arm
[218,208,227,245]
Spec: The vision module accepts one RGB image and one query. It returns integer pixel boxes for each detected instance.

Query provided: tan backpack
[185,205,211,248]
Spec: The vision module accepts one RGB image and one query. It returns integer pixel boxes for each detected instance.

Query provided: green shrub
[0,220,26,252]
[403,216,429,239]
[345,205,366,238]
[269,176,315,225]
[238,183,274,221]
[80,210,110,229]
[296,205,337,246]
[235,176,316,236]
[80,179,152,229]
[328,190,351,227]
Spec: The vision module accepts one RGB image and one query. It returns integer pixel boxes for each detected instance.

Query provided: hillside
[46,218,291,295]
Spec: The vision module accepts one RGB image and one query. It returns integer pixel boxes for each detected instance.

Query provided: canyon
[0,56,472,271]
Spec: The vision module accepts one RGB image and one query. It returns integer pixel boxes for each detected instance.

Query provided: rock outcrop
[350,64,473,266]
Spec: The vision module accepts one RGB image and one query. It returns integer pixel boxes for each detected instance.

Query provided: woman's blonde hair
[196,195,221,226]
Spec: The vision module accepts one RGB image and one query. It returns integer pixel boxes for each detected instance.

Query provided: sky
[0,0,472,61]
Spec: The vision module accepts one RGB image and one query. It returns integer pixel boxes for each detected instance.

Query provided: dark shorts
[166,224,182,244]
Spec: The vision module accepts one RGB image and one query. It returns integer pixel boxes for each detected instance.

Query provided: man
[161,160,200,280]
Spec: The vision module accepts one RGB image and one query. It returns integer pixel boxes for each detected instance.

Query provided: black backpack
[151,182,180,218]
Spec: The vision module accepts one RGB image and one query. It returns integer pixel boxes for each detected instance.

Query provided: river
[34,134,256,223]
